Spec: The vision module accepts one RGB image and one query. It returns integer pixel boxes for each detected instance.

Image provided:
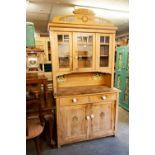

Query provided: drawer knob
[86,116,90,120]
[101,96,106,100]
[72,98,77,103]
[90,114,94,119]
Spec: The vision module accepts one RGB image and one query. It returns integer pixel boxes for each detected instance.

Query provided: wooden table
[26,74,48,106]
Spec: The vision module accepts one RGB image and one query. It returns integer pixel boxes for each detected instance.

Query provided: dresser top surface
[56,86,119,97]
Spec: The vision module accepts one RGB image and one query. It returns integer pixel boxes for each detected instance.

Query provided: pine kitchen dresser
[48,8,120,147]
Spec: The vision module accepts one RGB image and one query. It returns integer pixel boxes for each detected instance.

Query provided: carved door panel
[90,101,115,138]
[114,73,125,104]
[60,105,87,144]
[115,46,129,74]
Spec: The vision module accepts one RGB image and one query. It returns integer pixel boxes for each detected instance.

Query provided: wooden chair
[26,83,45,155]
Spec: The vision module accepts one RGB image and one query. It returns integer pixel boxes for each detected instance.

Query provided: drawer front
[59,96,89,106]
[89,93,116,103]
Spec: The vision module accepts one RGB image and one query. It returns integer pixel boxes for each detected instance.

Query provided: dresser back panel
[57,72,111,88]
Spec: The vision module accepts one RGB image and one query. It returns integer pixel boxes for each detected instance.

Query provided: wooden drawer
[89,93,116,103]
[59,96,89,106]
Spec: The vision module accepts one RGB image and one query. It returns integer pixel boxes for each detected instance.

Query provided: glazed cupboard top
[48,9,117,96]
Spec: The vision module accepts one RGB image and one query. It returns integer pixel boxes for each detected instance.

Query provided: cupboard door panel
[59,105,87,143]
[73,32,95,71]
[90,102,115,138]
[55,32,72,72]
[115,46,129,111]
[96,34,113,72]
[115,46,129,74]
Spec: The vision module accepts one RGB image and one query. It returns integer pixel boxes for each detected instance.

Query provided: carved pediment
[51,8,114,26]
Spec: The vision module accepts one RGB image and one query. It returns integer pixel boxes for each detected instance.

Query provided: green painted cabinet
[114,46,129,111]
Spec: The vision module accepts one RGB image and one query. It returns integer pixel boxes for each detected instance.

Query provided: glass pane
[58,35,70,68]
[100,45,109,67]
[100,36,110,67]
[88,36,93,43]
[44,64,52,72]
[105,36,109,43]
[100,36,109,43]
[58,35,63,42]
[100,36,105,43]
[77,34,93,68]
[77,36,82,42]
[64,35,69,42]
[83,36,87,43]
[100,45,109,55]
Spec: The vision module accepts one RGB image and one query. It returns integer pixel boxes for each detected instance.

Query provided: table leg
[48,116,55,146]
[43,82,48,106]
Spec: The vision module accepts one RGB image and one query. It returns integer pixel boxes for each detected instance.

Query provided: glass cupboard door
[73,33,95,71]
[96,34,112,72]
[56,32,72,71]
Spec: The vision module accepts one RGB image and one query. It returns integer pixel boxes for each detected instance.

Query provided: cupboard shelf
[100,43,109,45]
[58,42,69,45]
[59,56,69,58]
[78,55,92,58]
[77,43,93,45]
[100,55,109,57]
[34,37,52,80]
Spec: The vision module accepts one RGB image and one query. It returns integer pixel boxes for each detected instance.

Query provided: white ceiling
[26,0,129,35]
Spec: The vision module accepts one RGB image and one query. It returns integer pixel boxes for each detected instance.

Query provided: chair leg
[34,137,41,155]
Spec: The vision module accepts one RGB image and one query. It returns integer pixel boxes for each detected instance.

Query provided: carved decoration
[92,73,103,80]
[117,75,121,89]
[100,112,105,118]
[72,116,78,122]
[59,16,76,22]
[81,16,89,22]
[52,8,113,26]
[126,56,129,71]
[118,53,123,70]
[57,75,66,83]
[73,8,95,16]
[124,78,129,102]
